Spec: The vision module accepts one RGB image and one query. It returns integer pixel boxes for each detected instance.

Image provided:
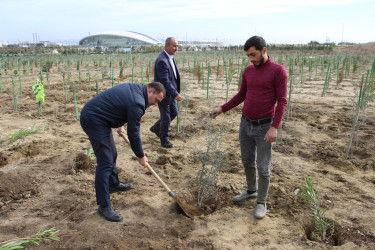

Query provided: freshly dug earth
[1,46,375,249]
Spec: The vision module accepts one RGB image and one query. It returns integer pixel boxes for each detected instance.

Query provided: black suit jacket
[154,51,180,100]
[80,83,147,158]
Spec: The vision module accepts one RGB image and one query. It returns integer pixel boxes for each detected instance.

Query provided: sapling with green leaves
[321,61,331,97]
[132,58,135,83]
[227,64,236,86]
[18,69,22,95]
[206,63,211,99]
[195,117,233,206]
[224,60,229,102]
[32,79,45,116]
[196,61,201,85]
[5,126,40,146]
[300,175,334,241]
[63,71,72,101]
[0,227,60,250]
[72,84,79,120]
[286,58,294,120]
[101,68,105,83]
[86,70,91,83]
[141,66,144,85]
[39,69,43,84]
[148,60,152,81]
[11,76,18,111]
[119,60,125,79]
[111,67,114,87]
[346,72,374,159]
[201,63,205,88]
[84,148,96,161]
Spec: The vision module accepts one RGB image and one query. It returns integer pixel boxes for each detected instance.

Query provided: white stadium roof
[79,30,162,47]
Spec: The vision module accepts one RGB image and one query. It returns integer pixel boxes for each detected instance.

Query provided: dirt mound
[0,172,38,205]
[73,153,93,171]
[335,42,375,54]
[0,152,8,167]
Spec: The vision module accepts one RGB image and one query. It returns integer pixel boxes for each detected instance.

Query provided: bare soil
[1,47,375,249]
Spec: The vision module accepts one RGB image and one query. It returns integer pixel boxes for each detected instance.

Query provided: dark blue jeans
[239,116,273,204]
[151,95,178,143]
[80,113,120,207]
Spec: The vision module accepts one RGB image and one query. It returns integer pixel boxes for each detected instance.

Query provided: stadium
[79,31,162,49]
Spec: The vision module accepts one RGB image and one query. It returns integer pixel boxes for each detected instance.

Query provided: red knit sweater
[221,57,288,129]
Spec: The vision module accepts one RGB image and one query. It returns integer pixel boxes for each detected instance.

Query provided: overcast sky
[1,0,374,45]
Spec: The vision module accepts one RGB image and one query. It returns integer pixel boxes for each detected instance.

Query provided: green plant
[101,68,107,83]
[227,65,236,85]
[0,227,60,249]
[72,84,79,120]
[41,60,53,72]
[195,118,232,206]
[32,79,45,116]
[322,61,331,96]
[346,71,374,159]
[86,71,91,83]
[300,176,334,241]
[11,76,17,111]
[119,61,125,79]
[84,148,96,161]
[6,127,40,145]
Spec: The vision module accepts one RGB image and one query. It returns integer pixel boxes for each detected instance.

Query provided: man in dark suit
[150,37,183,148]
[80,82,165,222]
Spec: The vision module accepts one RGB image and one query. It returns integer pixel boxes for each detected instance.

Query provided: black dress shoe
[161,141,174,148]
[98,206,122,222]
[109,183,133,193]
[149,127,160,138]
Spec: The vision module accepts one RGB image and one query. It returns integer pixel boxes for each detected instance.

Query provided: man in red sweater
[210,36,288,219]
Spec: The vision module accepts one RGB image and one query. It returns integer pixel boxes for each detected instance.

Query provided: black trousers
[150,95,178,143]
[80,113,120,207]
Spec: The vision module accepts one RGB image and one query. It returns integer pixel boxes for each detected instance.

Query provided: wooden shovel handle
[120,134,176,198]
[121,133,131,145]
[145,163,175,197]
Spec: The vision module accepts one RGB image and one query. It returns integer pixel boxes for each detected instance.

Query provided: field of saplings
[1,45,374,249]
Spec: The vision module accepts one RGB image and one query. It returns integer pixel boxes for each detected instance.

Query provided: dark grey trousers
[239,116,273,204]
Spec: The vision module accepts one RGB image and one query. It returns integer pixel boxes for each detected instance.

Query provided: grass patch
[4,127,41,146]
[0,227,60,249]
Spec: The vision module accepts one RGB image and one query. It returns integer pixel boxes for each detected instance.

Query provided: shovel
[120,134,193,217]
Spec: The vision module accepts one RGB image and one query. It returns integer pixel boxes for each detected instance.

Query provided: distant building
[18,41,30,47]
[0,42,9,47]
[179,40,227,48]
[8,41,57,47]
[79,31,162,49]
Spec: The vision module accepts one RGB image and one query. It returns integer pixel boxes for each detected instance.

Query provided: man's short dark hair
[244,36,266,51]
[147,82,166,96]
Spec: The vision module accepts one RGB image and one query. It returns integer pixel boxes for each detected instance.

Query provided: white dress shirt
[164,50,177,79]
